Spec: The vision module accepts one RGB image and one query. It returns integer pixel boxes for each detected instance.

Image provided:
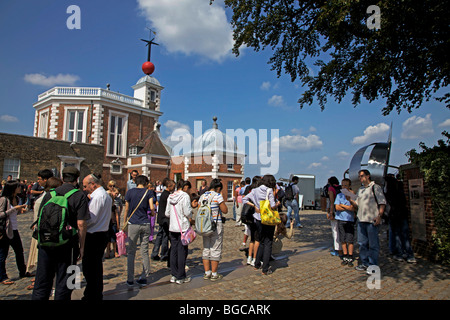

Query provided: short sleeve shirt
[200,191,225,222]
[39,183,90,229]
[334,193,355,222]
[125,188,152,224]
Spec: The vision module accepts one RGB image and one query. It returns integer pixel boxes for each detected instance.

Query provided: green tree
[212,0,449,115]
[406,131,450,264]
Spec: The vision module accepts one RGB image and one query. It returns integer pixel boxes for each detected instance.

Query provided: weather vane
[140,27,159,75]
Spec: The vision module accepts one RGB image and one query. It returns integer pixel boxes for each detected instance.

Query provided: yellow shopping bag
[260,189,281,226]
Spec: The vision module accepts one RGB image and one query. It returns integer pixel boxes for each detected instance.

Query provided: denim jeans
[357,221,380,266]
[32,241,79,300]
[0,237,9,282]
[151,222,169,260]
[389,219,414,259]
[127,223,151,283]
[285,199,300,227]
[9,229,27,277]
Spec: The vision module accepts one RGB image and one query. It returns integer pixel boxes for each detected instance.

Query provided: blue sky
[0,0,449,188]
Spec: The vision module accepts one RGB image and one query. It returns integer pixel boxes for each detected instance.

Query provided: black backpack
[322,184,341,198]
[321,183,330,198]
[332,185,342,195]
[240,200,255,225]
[285,184,294,201]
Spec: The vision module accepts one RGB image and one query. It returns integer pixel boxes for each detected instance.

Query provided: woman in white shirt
[0,180,27,285]
[165,179,193,284]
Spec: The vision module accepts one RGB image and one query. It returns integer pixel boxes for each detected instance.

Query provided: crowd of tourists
[0,167,415,300]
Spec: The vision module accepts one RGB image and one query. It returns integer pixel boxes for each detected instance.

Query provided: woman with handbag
[0,180,27,285]
[123,175,155,288]
[243,175,280,275]
[165,179,194,284]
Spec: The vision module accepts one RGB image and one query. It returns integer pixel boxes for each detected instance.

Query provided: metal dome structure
[190,117,240,155]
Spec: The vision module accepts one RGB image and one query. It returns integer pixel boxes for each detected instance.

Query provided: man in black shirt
[32,166,89,300]
[151,178,175,262]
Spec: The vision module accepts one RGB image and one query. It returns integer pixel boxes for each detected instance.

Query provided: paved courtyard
[1,204,449,301]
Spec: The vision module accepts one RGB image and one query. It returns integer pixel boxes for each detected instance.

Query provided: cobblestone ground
[1,204,449,300]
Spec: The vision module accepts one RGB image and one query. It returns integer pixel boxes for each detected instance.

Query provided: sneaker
[250,258,256,267]
[393,255,404,262]
[407,257,417,264]
[246,257,252,265]
[170,276,177,283]
[262,267,273,275]
[347,258,354,267]
[210,274,223,281]
[151,255,161,261]
[341,257,348,266]
[126,281,135,288]
[136,278,147,287]
[203,273,211,280]
[176,277,191,284]
[330,250,339,256]
[355,264,368,272]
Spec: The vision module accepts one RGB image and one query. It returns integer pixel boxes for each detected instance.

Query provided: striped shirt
[199,191,225,222]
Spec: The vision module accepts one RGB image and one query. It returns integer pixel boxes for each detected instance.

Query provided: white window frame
[107,111,128,158]
[129,146,138,156]
[63,106,88,143]
[227,180,233,200]
[38,110,49,138]
[3,158,20,180]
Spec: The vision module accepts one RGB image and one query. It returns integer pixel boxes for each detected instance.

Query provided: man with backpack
[32,166,89,300]
[285,176,302,228]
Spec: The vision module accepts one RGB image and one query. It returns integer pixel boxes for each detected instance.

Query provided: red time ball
[142,61,155,75]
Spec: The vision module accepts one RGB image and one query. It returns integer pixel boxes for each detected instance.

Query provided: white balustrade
[37,86,143,107]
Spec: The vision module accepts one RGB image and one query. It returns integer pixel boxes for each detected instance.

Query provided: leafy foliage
[211,0,449,115]
[406,131,450,264]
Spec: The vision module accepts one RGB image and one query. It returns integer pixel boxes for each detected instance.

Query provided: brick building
[171,117,245,201]
[0,132,103,182]
[31,74,170,195]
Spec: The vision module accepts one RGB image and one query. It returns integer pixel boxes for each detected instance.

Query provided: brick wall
[400,164,437,261]
[0,132,103,183]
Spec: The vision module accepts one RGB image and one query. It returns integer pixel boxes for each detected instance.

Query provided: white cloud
[438,118,450,128]
[308,162,322,169]
[260,81,271,90]
[337,151,350,158]
[0,115,19,122]
[274,134,323,152]
[321,156,329,161]
[163,120,190,135]
[137,0,233,62]
[401,114,434,139]
[24,73,80,87]
[351,123,390,145]
[268,95,284,107]
[309,126,317,132]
